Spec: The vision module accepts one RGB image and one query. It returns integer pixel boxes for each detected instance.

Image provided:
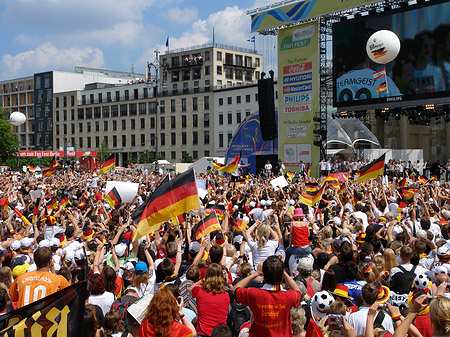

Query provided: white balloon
[366,30,401,64]
[10,111,27,126]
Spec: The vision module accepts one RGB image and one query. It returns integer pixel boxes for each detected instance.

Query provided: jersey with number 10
[10,271,70,308]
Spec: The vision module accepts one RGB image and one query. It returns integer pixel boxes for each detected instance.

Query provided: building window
[171,132,176,145]
[193,114,198,128]
[204,113,209,128]
[228,133,233,145]
[246,94,251,103]
[120,104,127,116]
[141,134,145,146]
[219,98,223,106]
[134,89,138,99]
[193,131,198,145]
[139,102,146,115]
[235,69,243,80]
[237,112,242,124]
[171,151,176,160]
[87,137,91,148]
[98,93,102,103]
[55,97,59,108]
[246,110,251,117]
[113,120,117,131]
[217,51,222,61]
[193,97,198,111]
[149,102,157,114]
[205,51,210,60]
[104,121,108,131]
[183,82,188,94]
[255,58,260,67]
[219,134,224,148]
[204,131,210,145]
[225,68,233,79]
[204,96,209,110]
[122,135,126,147]
[94,121,99,132]
[79,137,83,148]
[182,115,187,128]
[141,118,145,129]
[172,83,178,94]
[111,105,118,117]
[150,118,155,129]
[160,133,165,146]
[150,133,155,146]
[102,106,110,118]
[129,103,137,116]
[171,116,176,129]
[96,136,100,147]
[115,91,120,101]
[171,99,176,112]
[160,117,165,130]
[131,119,135,130]
[124,90,129,100]
[245,70,252,81]
[219,114,223,125]
[131,134,136,147]
[112,136,117,148]
[228,113,232,125]
[94,107,101,118]
[79,123,83,132]
[205,66,210,75]
[122,120,126,130]
[227,97,232,105]
[103,136,108,145]
[182,132,187,145]
[172,71,179,82]
[160,100,165,113]
[107,92,112,102]
[205,80,210,92]
[255,93,258,101]
[182,98,186,112]
[217,66,222,75]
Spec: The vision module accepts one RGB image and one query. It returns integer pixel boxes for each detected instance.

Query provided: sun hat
[293,208,304,218]
[82,227,94,240]
[373,280,390,304]
[332,284,353,301]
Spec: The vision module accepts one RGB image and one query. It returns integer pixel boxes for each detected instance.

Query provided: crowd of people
[1,161,450,337]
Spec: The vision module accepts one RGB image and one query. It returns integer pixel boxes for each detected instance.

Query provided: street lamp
[147,48,167,174]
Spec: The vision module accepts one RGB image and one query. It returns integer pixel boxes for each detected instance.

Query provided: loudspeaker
[258,78,277,141]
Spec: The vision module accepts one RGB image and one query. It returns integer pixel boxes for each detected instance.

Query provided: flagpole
[253,36,256,53]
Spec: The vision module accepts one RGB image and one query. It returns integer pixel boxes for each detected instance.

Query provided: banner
[0,281,87,337]
[278,21,320,177]
[105,181,139,204]
[250,0,379,32]
[19,151,98,157]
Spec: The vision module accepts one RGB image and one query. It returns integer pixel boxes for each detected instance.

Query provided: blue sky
[0,0,278,80]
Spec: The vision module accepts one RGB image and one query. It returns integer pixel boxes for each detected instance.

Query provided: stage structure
[246,0,446,174]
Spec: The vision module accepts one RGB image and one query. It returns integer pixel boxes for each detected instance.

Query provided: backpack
[390,265,417,294]
[227,302,252,337]
[111,295,139,332]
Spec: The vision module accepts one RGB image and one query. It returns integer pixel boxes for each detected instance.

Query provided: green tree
[97,140,111,164]
[181,152,193,163]
[138,151,155,164]
[0,107,20,166]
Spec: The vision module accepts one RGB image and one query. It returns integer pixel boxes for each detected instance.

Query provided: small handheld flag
[99,154,115,174]
[247,36,255,43]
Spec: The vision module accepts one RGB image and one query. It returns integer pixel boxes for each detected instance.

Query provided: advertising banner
[278,21,319,177]
[251,0,379,32]
[19,151,98,157]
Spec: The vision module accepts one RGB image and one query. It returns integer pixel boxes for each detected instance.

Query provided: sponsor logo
[283,72,312,84]
[287,133,307,139]
[283,83,312,94]
[287,126,307,132]
[292,25,315,42]
[283,62,312,74]
[283,94,311,104]
[283,104,312,114]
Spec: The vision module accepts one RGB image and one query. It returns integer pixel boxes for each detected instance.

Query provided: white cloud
[0,43,104,78]
[165,7,199,24]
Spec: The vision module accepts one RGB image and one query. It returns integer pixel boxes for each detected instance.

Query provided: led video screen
[333,0,450,108]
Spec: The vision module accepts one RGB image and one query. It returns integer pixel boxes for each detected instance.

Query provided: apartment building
[53,43,263,166]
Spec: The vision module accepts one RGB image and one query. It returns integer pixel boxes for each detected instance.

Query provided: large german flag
[49,155,58,169]
[396,196,413,213]
[192,212,221,240]
[212,152,241,173]
[299,184,326,207]
[205,203,226,220]
[418,176,428,185]
[356,154,385,183]
[8,204,31,226]
[132,169,200,241]
[106,187,122,208]
[42,168,56,177]
[400,187,418,199]
[46,198,58,211]
[60,197,71,208]
[323,173,339,184]
[399,178,407,188]
[305,182,319,192]
[99,154,115,174]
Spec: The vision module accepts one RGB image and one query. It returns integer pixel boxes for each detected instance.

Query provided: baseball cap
[189,241,201,253]
[438,246,450,257]
[135,261,148,274]
[114,243,127,257]
[20,237,33,249]
[297,258,313,272]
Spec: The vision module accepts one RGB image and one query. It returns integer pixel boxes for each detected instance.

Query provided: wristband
[179,313,185,319]
[391,315,401,322]
[9,229,15,235]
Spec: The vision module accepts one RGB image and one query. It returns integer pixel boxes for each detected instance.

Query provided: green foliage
[97,141,111,164]
[0,107,20,165]
[138,151,155,164]
[181,152,193,163]
[124,153,137,167]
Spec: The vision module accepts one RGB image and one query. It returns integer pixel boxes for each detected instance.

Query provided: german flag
[171,213,186,226]
[376,82,387,93]
[60,197,71,208]
[400,188,418,199]
[132,169,200,241]
[106,187,122,208]
[305,182,319,192]
[205,204,226,220]
[356,154,385,183]
[78,198,86,209]
[46,198,58,211]
[323,173,339,184]
[399,178,407,188]
[338,172,349,182]
[352,194,358,206]
[0,198,9,211]
[338,184,347,195]
[440,218,449,225]
[212,152,240,173]
[396,196,413,213]
[192,212,221,240]
[49,155,58,169]
[8,204,31,226]
[418,176,428,185]
[99,154,115,174]
[42,168,56,177]
[234,215,249,232]
[326,179,340,189]
[299,184,326,207]
[286,172,295,179]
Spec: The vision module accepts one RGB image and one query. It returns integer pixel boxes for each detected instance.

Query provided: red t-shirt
[192,286,230,336]
[235,287,301,337]
[138,320,193,337]
[414,313,432,337]
[292,223,309,247]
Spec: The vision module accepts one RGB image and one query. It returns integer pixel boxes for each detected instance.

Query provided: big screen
[333,0,450,108]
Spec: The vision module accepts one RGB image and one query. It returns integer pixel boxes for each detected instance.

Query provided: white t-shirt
[88,291,115,316]
[352,211,368,229]
[348,307,394,336]
[247,238,278,270]
[388,263,428,283]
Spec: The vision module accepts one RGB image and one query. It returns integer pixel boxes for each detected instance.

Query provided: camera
[327,314,343,326]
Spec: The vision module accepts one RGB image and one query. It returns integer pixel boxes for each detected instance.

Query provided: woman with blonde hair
[291,306,307,337]
[383,248,398,274]
[357,262,379,284]
[138,288,196,337]
[243,220,279,270]
[191,263,230,336]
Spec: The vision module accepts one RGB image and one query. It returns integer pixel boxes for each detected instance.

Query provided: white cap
[20,237,33,249]
[114,243,127,257]
[260,200,267,207]
[123,262,135,271]
[289,200,295,206]
[51,238,60,247]
[388,196,397,203]
[297,258,313,272]
[438,246,450,257]
[38,239,51,248]
[189,241,201,253]
[233,234,243,245]
[435,266,448,275]
[417,230,427,238]
[266,200,273,206]
[249,201,256,209]
[10,240,21,251]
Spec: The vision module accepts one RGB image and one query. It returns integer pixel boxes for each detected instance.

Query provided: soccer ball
[414,274,430,289]
[313,291,334,311]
